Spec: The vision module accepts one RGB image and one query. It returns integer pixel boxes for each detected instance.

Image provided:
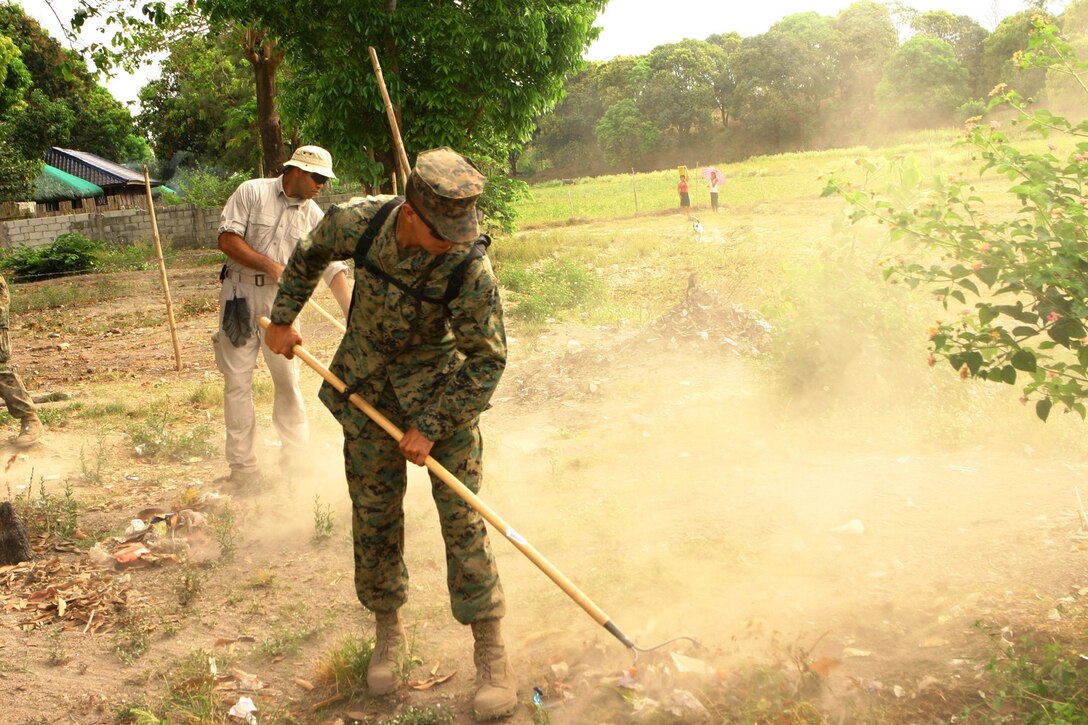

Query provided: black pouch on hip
[222,294,252,347]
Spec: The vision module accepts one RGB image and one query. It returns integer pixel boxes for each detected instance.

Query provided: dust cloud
[240,304,1087,702]
[479,330,1085,693]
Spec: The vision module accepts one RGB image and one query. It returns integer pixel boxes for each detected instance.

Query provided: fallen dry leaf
[292,677,314,691]
[809,657,842,679]
[408,670,457,690]
[5,453,16,471]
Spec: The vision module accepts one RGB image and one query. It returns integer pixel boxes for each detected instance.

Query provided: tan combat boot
[13,416,42,449]
[471,619,518,720]
[367,610,405,695]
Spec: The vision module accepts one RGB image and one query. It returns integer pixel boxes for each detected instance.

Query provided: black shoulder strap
[353,196,404,269]
[442,234,491,305]
[356,201,490,307]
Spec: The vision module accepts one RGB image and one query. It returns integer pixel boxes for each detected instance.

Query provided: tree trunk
[0,501,34,565]
[242,28,285,177]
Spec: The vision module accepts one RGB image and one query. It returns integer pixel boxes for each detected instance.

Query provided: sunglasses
[309,172,330,185]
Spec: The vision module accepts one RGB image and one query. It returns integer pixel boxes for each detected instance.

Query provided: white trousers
[213,279,308,472]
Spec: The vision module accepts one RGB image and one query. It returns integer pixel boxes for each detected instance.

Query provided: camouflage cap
[406,147,485,244]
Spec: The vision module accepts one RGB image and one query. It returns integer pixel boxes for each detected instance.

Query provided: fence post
[631,168,638,214]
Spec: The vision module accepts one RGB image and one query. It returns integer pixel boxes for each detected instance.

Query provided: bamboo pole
[368,46,412,186]
[306,299,346,333]
[143,167,182,371]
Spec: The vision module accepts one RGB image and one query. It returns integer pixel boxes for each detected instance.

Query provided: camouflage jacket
[269,195,506,441]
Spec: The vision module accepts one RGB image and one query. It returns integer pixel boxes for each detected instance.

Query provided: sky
[23,0,1064,112]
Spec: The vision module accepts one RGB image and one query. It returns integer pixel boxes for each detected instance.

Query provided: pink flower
[971,261,983,271]
[977,242,992,253]
[1047,311,1060,323]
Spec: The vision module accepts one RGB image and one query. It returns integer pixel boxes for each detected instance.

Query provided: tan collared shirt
[219,176,346,285]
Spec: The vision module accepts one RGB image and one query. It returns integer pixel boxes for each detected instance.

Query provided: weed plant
[113,612,152,664]
[211,505,237,561]
[76,401,130,421]
[500,258,604,324]
[127,401,216,461]
[314,636,373,701]
[121,650,224,723]
[977,627,1088,724]
[175,570,202,607]
[11,276,130,312]
[79,431,110,485]
[13,475,79,539]
[378,706,456,725]
[312,493,334,543]
[258,603,328,658]
[46,629,69,666]
[187,382,223,408]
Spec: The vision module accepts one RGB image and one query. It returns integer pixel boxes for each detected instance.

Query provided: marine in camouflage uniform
[0,274,41,448]
[266,148,518,720]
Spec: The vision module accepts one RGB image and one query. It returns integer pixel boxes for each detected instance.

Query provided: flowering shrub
[825,17,1088,422]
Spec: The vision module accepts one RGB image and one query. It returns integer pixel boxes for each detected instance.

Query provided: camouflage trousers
[344,383,505,624]
[0,274,35,421]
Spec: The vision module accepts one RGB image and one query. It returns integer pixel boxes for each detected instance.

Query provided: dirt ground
[3,235,1088,724]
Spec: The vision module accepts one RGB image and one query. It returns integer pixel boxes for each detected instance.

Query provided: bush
[502,258,604,323]
[162,167,247,209]
[828,18,1088,422]
[0,232,101,281]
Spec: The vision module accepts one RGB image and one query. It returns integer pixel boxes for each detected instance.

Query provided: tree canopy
[195,0,606,183]
[0,2,147,200]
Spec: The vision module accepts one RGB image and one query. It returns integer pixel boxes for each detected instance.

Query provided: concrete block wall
[0,192,366,251]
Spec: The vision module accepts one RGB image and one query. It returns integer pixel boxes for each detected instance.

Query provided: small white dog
[691,217,703,240]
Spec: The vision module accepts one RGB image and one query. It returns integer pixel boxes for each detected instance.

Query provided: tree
[594,98,658,170]
[196,0,606,186]
[0,3,145,163]
[705,31,741,127]
[830,1,898,120]
[875,36,970,129]
[911,10,989,96]
[531,62,612,174]
[136,28,259,172]
[731,32,815,150]
[980,10,1055,100]
[638,39,723,145]
[770,12,839,113]
[827,18,1088,422]
[0,33,30,113]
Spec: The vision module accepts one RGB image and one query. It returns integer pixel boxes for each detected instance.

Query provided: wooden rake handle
[258,316,635,648]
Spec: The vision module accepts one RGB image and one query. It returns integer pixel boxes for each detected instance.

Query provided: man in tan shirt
[214,145,351,484]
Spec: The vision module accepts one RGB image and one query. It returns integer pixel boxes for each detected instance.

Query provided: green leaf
[1001,365,1017,384]
[1036,398,1052,422]
[978,305,999,326]
[1012,326,1037,337]
[1011,350,1037,372]
[958,278,980,295]
[975,267,999,287]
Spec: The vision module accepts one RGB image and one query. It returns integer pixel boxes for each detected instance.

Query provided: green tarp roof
[34,164,104,203]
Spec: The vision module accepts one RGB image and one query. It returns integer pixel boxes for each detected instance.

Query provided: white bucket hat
[284,145,336,179]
